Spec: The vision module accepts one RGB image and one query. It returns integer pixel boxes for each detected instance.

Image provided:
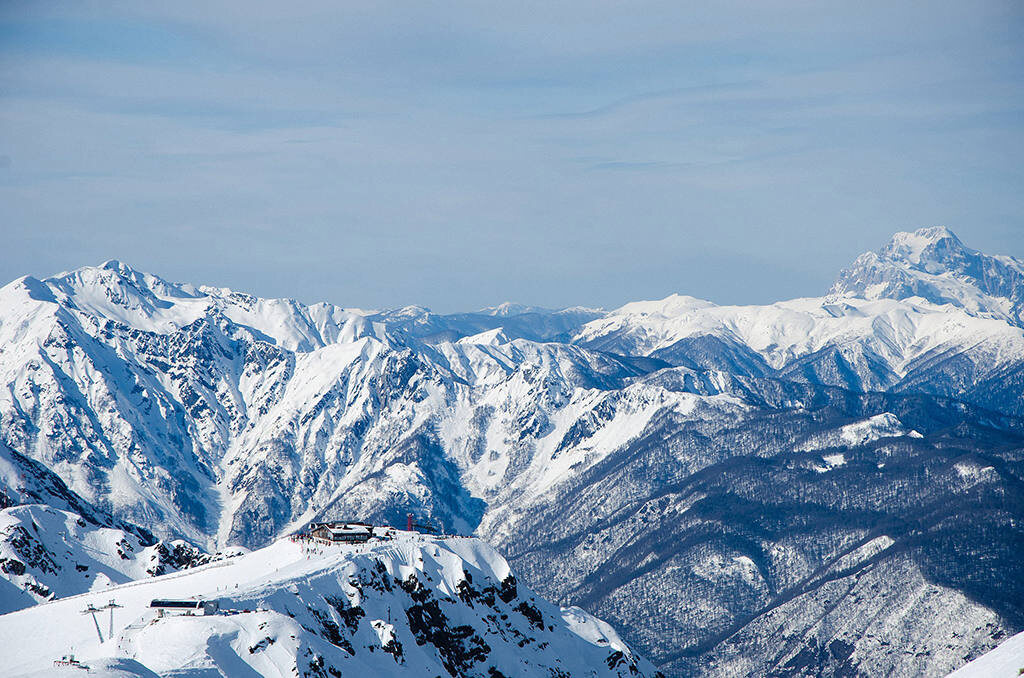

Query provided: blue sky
[1,1,1022,312]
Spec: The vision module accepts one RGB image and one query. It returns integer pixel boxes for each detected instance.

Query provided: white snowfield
[0,532,659,678]
[947,630,1024,677]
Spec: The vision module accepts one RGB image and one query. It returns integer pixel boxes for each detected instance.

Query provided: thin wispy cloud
[0,1,1021,311]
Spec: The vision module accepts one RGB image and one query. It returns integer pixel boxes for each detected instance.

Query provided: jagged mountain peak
[6,262,387,352]
[879,226,966,267]
[57,260,201,297]
[829,227,1024,325]
[99,258,141,274]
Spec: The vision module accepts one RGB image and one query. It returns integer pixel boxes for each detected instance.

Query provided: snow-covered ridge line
[829,226,1024,325]
[1,533,661,678]
[0,227,1022,677]
[0,501,236,615]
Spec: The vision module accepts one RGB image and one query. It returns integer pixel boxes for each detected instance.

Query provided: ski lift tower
[81,603,104,642]
[100,599,123,639]
[405,513,439,534]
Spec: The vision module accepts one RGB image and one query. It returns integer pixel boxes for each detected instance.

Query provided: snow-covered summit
[829,227,1024,325]
[456,327,511,346]
[878,226,964,267]
[7,261,384,351]
[613,293,717,318]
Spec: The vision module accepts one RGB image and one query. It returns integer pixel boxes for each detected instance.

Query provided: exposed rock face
[0,534,661,677]
[0,229,1022,675]
[0,502,233,613]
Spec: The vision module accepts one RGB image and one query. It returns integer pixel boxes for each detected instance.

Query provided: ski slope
[947,630,1024,677]
[1,532,658,677]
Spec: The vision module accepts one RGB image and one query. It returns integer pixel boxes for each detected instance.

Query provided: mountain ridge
[829,226,1024,326]
[0,227,1021,677]
[0,531,661,677]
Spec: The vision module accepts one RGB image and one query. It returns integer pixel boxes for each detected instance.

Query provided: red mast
[406,513,414,531]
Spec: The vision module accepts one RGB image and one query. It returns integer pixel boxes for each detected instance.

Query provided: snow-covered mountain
[830,226,1024,326]
[575,229,1024,416]
[0,440,233,614]
[0,227,1021,676]
[1,532,660,678]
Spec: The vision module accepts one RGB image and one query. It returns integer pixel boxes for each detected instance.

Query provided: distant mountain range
[0,227,1021,676]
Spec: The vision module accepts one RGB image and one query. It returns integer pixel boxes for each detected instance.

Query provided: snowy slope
[0,439,234,614]
[948,630,1024,677]
[1,533,659,678]
[0,439,149,534]
[0,503,216,614]
[830,226,1024,326]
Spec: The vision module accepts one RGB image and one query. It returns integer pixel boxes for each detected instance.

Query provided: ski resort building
[149,599,220,616]
[306,521,374,543]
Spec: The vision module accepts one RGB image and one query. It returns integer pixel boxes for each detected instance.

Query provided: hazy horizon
[2,1,1021,313]
[1,224,1018,315]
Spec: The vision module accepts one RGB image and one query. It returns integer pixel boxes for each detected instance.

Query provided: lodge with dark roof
[306,521,374,543]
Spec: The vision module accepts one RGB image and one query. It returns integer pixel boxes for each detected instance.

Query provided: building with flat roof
[150,599,220,615]
[307,521,374,543]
